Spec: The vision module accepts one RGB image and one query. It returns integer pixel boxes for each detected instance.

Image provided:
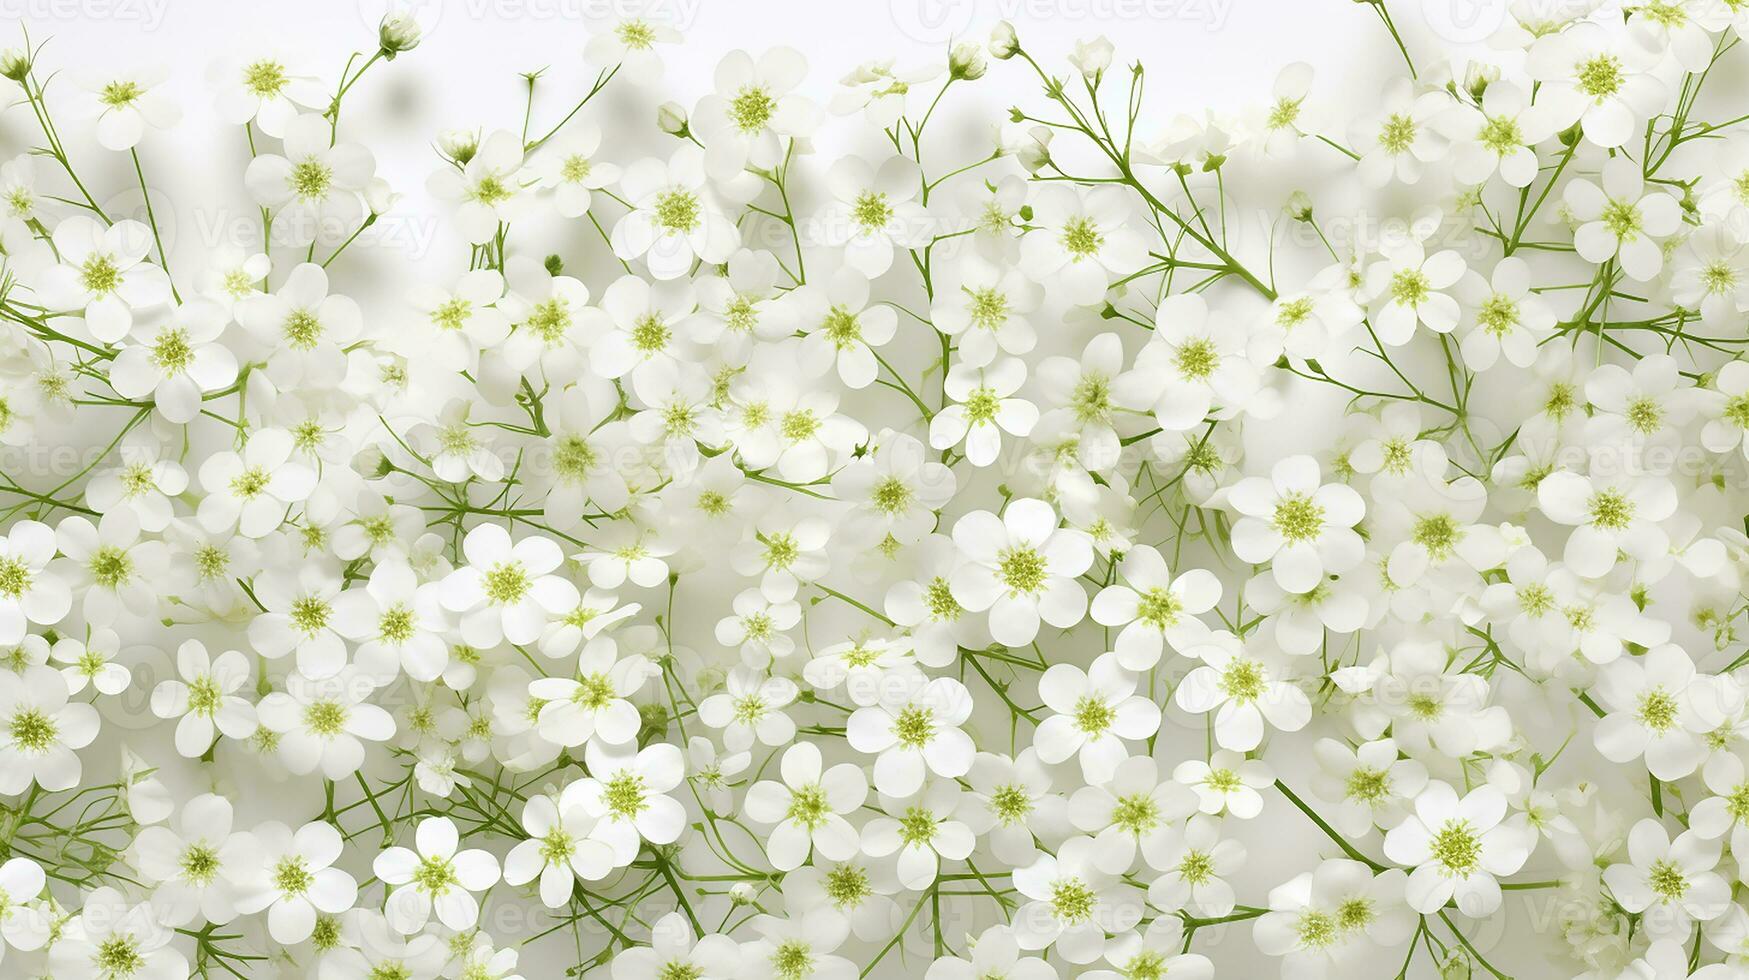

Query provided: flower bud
[989,20,1020,60]
[378,13,422,59]
[656,101,690,137]
[950,43,986,81]
[1016,126,1053,174]
[0,48,31,82]
[1462,62,1499,102]
[437,129,479,165]
[1286,191,1314,223]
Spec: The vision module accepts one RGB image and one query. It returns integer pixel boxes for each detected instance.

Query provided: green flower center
[1178,849,1215,884]
[413,854,457,894]
[924,577,962,622]
[779,409,818,442]
[990,785,1031,824]
[631,314,671,353]
[304,699,348,737]
[180,843,220,885]
[966,287,1008,330]
[1050,877,1096,923]
[896,805,938,845]
[290,596,330,635]
[852,191,892,230]
[1220,659,1266,702]
[96,935,144,976]
[823,865,869,907]
[1273,494,1324,542]
[821,307,861,348]
[1576,55,1623,100]
[1431,820,1481,877]
[91,546,134,588]
[0,557,32,598]
[8,708,56,752]
[1479,115,1522,155]
[1346,767,1390,803]
[526,298,572,343]
[1389,269,1430,306]
[81,254,121,295]
[484,562,531,604]
[100,80,142,108]
[729,86,775,133]
[653,190,700,232]
[151,328,195,371]
[1174,339,1219,380]
[1639,688,1679,732]
[274,856,312,895]
[892,705,935,747]
[1061,216,1103,258]
[963,386,1001,425]
[1588,488,1635,529]
[1648,858,1687,901]
[243,59,288,96]
[1477,294,1519,336]
[998,545,1047,595]
[1412,514,1461,560]
[1111,793,1159,834]
[1073,696,1114,735]
[772,940,813,980]
[603,772,647,818]
[1378,113,1416,154]
[290,159,333,200]
[616,20,655,48]
[283,309,323,350]
[1137,586,1181,628]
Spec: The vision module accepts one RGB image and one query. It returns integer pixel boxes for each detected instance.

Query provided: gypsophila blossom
[2,9,1749,977]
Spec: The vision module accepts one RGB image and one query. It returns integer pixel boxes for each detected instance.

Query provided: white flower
[793,268,899,390]
[428,130,535,245]
[211,50,324,137]
[745,741,866,871]
[1228,454,1366,594]
[50,886,188,979]
[1034,653,1161,783]
[1144,814,1245,916]
[373,816,501,934]
[931,356,1037,467]
[110,299,238,423]
[255,666,396,778]
[1565,157,1685,281]
[812,155,932,277]
[1350,77,1448,186]
[77,66,180,149]
[1020,186,1146,306]
[1593,643,1707,781]
[1537,469,1677,578]
[1361,238,1466,346]
[692,47,819,180]
[698,665,798,749]
[532,124,621,218]
[572,741,687,864]
[1012,835,1135,963]
[131,792,254,926]
[234,820,358,943]
[948,497,1091,646]
[35,217,168,343]
[246,113,375,245]
[611,912,742,980]
[529,635,651,748]
[0,665,98,794]
[931,254,1041,368]
[846,673,974,797]
[1437,80,1554,188]
[0,521,70,645]
[503,789,616,907]
[612,145,740,279]
[1176,633,1311,751]
[1383,782,1534,915]
[1527,21,1664,147]
[1604,818,1731,938]
[861,777,976,889]
[440,524,580,647]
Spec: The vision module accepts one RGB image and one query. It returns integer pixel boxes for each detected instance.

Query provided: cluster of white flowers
[3,2,1749,977]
